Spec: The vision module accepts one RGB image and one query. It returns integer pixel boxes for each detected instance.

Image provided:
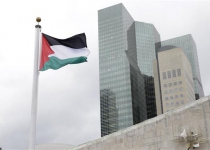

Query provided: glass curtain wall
[127,22,161,119]
[99,3,135,136]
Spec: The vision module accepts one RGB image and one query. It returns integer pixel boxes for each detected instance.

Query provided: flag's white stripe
[49,45,90,60]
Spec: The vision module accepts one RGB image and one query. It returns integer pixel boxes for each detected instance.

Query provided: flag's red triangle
[40,34,54,70]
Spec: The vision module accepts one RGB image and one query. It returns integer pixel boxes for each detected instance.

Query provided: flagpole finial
[35,17,41,28]
[36,17,41,23]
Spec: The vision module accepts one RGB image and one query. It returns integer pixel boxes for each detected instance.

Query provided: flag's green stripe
[40,56,87,71]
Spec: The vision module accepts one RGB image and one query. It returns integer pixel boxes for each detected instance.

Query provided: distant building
[161,35,204,100]
[98,3,204,137]
[127,21,160,119]
[98,3,159,136]
[153,46,195,114]
[98,3,135,136]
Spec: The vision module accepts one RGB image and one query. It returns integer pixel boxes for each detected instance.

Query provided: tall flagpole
[29,17,41,150]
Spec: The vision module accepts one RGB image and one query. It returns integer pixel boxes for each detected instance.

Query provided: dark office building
[127,22,160,119]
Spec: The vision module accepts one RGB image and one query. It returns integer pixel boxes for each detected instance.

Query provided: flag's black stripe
[43,33,87,49]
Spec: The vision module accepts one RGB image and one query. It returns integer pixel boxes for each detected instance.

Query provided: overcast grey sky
[0,0,210,149]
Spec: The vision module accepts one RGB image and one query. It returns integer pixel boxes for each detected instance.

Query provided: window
[163,72,166,79]
[179,81,182,84]
[179,87,183,91]
[164,90,168,94]
[177,69,181,76]
[174,88,178,92]
[167,71,171,78]
[165,97,168,100]
[181,100,185,104]
[176,101,180,106]
[169,89,173,93]
[170,96,173,99]
[171,102,174,106]
[166,103,169,107]
[164,84,167,88]
[172,70,176,77]
[175,95,178,98]
[174,82,177,86]
[169,83,172,87]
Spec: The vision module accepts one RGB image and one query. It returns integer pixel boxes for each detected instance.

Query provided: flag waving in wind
[40,33,90,71]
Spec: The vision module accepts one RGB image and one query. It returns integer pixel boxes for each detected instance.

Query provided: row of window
[164,87,183,94]
[162,69,181,79]
[164,81,182,88]
[165,94,184,100]
[166,100,185,107]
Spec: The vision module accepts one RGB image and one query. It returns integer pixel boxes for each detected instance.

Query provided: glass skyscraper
[127,22,160,119]
[99,3,137,136]
[161,35,204,99]
[99,4,160,136]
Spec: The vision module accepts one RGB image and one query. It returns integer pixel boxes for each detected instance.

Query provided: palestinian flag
[40,33,90,71]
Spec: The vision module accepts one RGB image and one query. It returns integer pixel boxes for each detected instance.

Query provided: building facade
[99,3,137,136]
[127,21,160,119]
[100,89,118,136]
[99,4,160,136]
[154,46,195,114]
[161,35,204,100]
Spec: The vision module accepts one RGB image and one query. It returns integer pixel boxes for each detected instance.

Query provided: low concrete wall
[72,95,210,150]
[35,143,75,150]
